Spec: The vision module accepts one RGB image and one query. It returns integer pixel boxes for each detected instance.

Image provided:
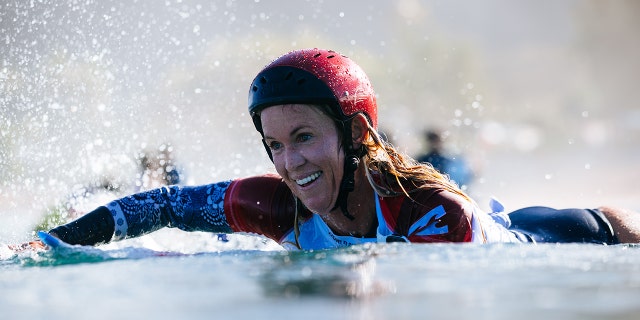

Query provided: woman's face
[261,104,344,214]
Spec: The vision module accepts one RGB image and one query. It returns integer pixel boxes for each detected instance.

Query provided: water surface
[2,233,639,320]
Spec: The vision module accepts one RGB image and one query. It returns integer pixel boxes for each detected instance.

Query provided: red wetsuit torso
[223,174,474,247]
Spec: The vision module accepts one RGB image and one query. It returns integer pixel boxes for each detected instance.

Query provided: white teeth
[296,172,321,186]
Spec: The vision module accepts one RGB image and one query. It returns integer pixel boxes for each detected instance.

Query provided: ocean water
[2,1,640,319]
[2,231,640,320]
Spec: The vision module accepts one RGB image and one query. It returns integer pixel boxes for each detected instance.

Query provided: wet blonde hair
[361,122,473,203]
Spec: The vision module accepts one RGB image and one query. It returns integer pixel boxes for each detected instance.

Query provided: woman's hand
[7,240,47,252]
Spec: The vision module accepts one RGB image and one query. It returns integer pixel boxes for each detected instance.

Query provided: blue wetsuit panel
[507,206,618,244]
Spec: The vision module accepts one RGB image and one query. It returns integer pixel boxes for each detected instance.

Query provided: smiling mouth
[296,172,321,187]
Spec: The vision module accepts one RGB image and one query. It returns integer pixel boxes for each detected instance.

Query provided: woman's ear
[350,114,369,149]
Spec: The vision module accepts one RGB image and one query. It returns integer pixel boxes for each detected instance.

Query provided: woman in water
[28,48,640,250]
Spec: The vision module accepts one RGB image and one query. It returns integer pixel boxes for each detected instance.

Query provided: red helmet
[248,48,378,130]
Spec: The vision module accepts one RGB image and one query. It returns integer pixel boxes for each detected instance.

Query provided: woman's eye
[268,141,282,151]
[297,133,312,143]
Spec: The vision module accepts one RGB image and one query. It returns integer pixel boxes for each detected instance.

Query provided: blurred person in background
[416,129,473,189]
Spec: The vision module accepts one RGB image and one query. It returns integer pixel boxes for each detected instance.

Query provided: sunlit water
[2,1,640,319]
[2,233,640,320]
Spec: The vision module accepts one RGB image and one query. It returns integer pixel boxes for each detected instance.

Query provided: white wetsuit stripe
[106,201,128,241]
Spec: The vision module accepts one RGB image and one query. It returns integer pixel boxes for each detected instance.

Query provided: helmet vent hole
[259,76,267,84]
[284,72,293,80]
[314,53,321,58]
[252,85,258,92]
[327,55,335,59]
[297,78,306,85]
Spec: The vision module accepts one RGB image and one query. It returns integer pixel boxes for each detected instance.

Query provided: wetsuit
[507,206,618,244]
[49,174,618,249]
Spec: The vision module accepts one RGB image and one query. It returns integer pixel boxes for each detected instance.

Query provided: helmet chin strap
[332,153,359,220]
[331,119,362,221]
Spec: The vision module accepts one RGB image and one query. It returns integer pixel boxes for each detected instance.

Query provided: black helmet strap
[331,118,363,221]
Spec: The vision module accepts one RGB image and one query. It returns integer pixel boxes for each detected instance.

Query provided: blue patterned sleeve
[106,180,233,240]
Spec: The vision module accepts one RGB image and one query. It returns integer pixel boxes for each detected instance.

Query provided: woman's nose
[283,146,305,171]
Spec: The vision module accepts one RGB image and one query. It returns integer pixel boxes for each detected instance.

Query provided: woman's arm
[49,181,234,246]
[46,174,297,246]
